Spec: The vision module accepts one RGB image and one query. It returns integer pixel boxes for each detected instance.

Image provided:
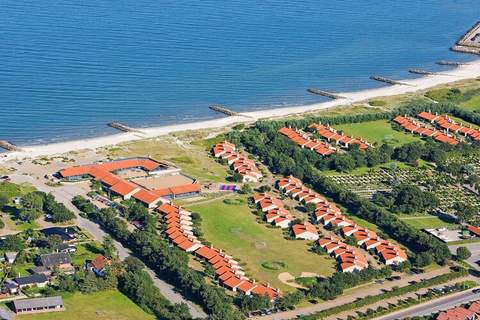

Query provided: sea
[1,0,480,146]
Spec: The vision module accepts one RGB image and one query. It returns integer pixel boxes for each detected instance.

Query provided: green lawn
[71,242,104,267]
[18,290,155,320]
[334,120,421,146]
[0,182,35,202]
[398,215,457,230]
[186,196,335,291]
[460,95,480,112]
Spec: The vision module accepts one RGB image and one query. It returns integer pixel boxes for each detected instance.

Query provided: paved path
[9,174,207,319]
[253,267,450,320]
[375,286,480,320]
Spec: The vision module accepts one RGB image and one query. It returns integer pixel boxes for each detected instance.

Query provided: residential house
[292,222,319,241]
[88,255,111,277]
[13,274,49,289]
[39,252,74,273]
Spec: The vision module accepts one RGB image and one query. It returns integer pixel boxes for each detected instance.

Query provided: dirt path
[278,272,306,289]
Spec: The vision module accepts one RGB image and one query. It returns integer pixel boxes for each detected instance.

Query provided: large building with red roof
[58,157,201,208]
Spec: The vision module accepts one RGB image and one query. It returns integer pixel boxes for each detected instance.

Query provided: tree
[456,247,471,261]
[240,184,253,194]
[0,194,8,209]
[57,273,77,292]
[231,172,243,183]
[19,208,42,222]
[0,234,25,251]
[305,202,317,213]
[103,236,117,260]
[22,192,44,211]
[50,204,75,222]
[126,202,148,221]
[47,235,63,249]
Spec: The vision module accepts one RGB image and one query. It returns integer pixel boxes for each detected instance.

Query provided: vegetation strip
[298,269,468,319]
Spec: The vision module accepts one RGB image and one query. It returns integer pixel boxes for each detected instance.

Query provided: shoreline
[3,58,480,163]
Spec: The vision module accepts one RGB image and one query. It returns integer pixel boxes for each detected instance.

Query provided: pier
[209,105,240,117]
[108,122,141,133]
[436,61,464,66]
[0,140,21,152]
[307,88,345,99]
[452,21,480,55]
[408,69,436,76]
[370,75,410,86]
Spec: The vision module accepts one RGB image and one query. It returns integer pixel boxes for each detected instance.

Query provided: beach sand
[3,59,480,163]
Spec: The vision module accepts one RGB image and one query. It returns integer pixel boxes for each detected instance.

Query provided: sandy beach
[3,59,480,163]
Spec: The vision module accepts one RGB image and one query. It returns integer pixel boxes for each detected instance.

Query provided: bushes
[223,198,245,205]
[261,261,287,270]
[308,267,392,300]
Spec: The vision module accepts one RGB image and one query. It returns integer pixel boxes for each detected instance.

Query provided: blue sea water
[1,0,480,146]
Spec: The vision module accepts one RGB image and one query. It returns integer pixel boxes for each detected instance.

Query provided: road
[9,174,207,319]
[253,267,450,320]
[376,287,480,320]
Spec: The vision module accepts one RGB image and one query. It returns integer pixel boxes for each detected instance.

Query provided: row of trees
[228,124,452,265]
[72,196,244,320]
[308,266,393,300]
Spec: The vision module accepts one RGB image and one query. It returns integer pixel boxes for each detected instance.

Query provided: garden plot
[329,167,480,212]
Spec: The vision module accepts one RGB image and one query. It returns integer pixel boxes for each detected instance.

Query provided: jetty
[408,69,436,76]
[370,75,410,86]
[108,122,141,133]
[0,140,21,152]
[307,88,345,99]
[209,105,240,117]
[452,21,480,55]
[436,61,464,66]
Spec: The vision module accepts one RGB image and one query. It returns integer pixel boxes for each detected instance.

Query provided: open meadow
[186,195,335,291]
[334,120,421,146]
[16,290,155,320]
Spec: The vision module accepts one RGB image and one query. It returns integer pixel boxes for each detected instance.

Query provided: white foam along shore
[3,59,480,163]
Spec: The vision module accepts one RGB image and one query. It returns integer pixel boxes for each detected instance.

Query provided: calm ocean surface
[1,1,480,146]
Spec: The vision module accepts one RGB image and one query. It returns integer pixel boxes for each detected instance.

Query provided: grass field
[398,215,457,230]
[0,182,35,202]
[460,95,480,112]
[186,196,335,291]
[334,120,421,146]
[101,135,229,183]
[17,290,154,320]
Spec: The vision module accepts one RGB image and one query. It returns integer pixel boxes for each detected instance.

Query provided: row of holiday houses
[212,141,263,183]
